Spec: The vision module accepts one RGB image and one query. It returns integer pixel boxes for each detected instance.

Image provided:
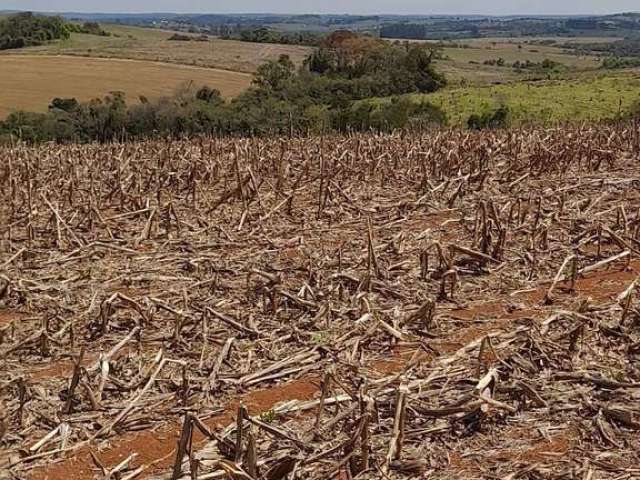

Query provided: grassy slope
[0,24,313,73]
[408,36,609,85]
[375,35,640,127]
[413,73,640,126]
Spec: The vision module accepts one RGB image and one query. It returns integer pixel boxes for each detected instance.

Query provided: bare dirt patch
[0,309,21,327]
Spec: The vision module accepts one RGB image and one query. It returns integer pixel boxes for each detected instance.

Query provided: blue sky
[2,0,638,15]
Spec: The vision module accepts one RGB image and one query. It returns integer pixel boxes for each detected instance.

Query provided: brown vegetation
[2,124,640,479]
[0,24,313,74]
[0,55,252,118]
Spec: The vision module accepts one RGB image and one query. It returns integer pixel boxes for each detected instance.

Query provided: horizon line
[3,9,639,17]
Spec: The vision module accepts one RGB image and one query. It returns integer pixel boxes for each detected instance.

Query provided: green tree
[253,55,296,91]
[49,98,79,112]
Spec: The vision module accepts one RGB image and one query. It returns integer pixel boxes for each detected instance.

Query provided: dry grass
[2,124,640,479]
[459,36,621,46]
[397,36,607,85]
[440,42,601,68]
[0,24,313,74]
[0,24,312,118]
[0,55,252,117]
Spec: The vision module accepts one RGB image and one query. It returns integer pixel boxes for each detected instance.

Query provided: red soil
[372,359,406,375]
[448,451,479,472]
[518,436,571,462]
[405,210,457,231]
[28,360,77,381]
[0,309,21,327]
[450,300,538,321]
[521,259,640,304]
[26,256,638,479]
[30,378,319,480]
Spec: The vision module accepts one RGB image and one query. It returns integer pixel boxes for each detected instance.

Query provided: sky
[1,0,638,16]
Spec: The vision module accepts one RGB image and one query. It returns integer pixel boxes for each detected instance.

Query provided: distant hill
[1,10,638,38]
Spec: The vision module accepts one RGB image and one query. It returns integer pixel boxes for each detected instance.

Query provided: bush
[626,99,640,120]
[511,59,564,73]
[601,57,640,69]
[346,98,447,132]
[467,105,510,130]
[0,12,71,51]
[195,87,223,104]
[168,33,193,41]
[69,22,110,37]
[49,98,79,112]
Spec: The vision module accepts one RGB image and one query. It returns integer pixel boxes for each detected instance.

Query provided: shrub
[468,105,510,130]
[346,98,447,132]
[168,33,193,41]
[0,12,71,51]
[69,22,110,37]
[49,98,79,113]
[626,99,640,120]
[601,57,640,69]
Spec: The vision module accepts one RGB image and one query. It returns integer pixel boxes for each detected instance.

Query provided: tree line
[0,31,450,143]
[0,12,70,50]
[0,12,110,51]
[222,27,323,46]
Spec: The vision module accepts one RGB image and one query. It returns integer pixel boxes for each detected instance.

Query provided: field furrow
[2,125,640,479]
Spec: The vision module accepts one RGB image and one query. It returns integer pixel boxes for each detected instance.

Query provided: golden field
[0,55,252,117]
[0,24,313,73]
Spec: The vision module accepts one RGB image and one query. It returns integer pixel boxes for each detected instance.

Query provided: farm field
[394,35,611,85]
[398,72,640,126]
[436,43,601,82]
[0,24,313,73]
[0,55,252,118]
[2,125,640,479]
[440,39,602,66]
[460,36,621,45]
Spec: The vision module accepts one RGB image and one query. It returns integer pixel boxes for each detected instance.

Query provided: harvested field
[1,24,313,74]
[2,124,640,479]
[0,55,252,118]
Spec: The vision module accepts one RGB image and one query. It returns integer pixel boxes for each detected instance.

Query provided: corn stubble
[1,123,640,479]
